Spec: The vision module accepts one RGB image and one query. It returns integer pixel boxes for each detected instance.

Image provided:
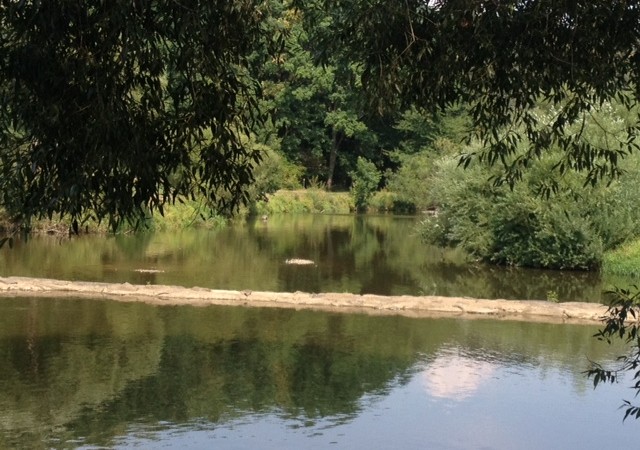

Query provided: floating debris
[285,258,315,265]
[134,269,165,273]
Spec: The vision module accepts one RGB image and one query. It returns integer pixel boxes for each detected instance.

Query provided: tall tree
[258,8,381,190]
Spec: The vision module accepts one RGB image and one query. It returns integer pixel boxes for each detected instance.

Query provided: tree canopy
[0,0,271,230]
[300,0,640,189]
[1,1,640,229]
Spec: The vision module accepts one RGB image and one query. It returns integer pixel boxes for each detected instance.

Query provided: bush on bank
[143,200,228,231]
[419,101,640,271]
[383,137,462,213]
[602,239,640,276]
[420,148,640,270]
[0,201,229,237]
[350,157,382,212]
[253,189,353,215]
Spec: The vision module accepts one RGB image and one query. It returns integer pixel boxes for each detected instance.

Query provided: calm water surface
[0,297,635,450]
[0,214,628,301]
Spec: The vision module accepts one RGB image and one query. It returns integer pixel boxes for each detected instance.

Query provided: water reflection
[422,348,497,400]
[0,297,635,449]
[0,214,630,301]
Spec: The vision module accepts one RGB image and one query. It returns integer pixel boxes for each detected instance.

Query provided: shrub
[369,189,398,212]
[603,239,640,277]
[254,189,353,215]
[249,145,303,197]
[420,101,640,271]
[385,138,460,212]
[350,157,381,211]
[421,148,640,270]
[145,200,227,231]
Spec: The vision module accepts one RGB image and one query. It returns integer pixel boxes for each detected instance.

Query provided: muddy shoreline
[0,276,610,325]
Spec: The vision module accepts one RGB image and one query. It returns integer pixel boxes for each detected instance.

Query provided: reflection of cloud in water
[422,348,497,401]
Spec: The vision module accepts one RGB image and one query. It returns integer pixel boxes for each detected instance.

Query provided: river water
[0,214,629,301]
[0,297,635,449]
[1,214,638,449]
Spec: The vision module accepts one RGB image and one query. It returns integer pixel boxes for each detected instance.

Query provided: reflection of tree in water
[277,214,425,295]
[0,214,624,300]
[417,261,605,302]
[0,298,164,449]
[61,312,417,447]
[0,299,621,448]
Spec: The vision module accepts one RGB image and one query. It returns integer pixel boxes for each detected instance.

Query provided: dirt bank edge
[0,276,609,325]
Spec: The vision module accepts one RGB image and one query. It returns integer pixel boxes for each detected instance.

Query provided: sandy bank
[0,276,609,325]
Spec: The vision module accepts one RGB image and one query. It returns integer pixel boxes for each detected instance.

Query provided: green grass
[0,201,228,237]
[254,189,353,215]
[369,189,397,212]
[3,188,358,235]
[145,200,227,231]
[2,189,353,236]
[603,238,640,276]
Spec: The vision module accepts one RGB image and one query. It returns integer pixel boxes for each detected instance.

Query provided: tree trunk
[327,129,342,191]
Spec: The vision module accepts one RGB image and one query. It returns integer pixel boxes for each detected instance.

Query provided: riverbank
[0,276,609,325]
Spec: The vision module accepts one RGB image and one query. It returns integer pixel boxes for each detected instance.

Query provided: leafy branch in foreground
[587,287,640,421]
[0,1,276,232]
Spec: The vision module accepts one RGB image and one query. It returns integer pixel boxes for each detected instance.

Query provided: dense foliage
[421,103,640,270]
[254,7,398,192]
[301,0,640,189]
[350,157,381,211]
[1,0,639,252]
[0,1,271,230]
[5,1,639,231]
